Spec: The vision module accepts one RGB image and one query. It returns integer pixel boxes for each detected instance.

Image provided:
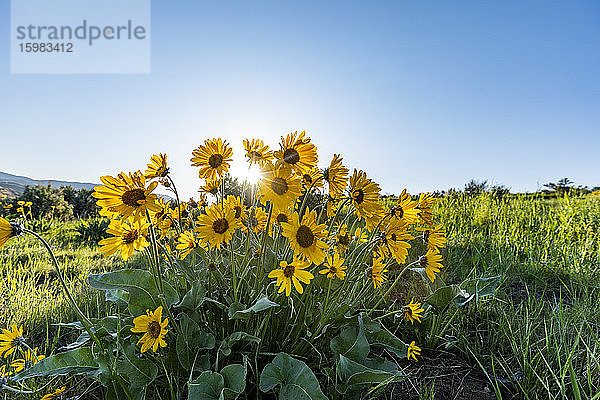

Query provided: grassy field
[1,193,599,399]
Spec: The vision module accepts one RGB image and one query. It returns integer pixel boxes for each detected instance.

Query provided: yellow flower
[326,196,340,219]
[0,324,24,358]
[224,195,247,222]
[404,300,424,324]
[319,253,347,280]
[145,153,169,179]
[301,167,324,190]
[390,189,420,226]
[93,171,160,220]
[257,164,302,212]
[0,364,12,377]
[407,341,421,361]
[416,224,446,252]
[17,201,25,206]
[245,207,269,234]
[41,386,66,400]
[281,209,328,265]
[332,224,351,253]
[379,222,414,265]
[16,207,24,213]
[243,138,273,167]
[416,192,437,226]
[99,218,150,261]
[419,248,444,282]
[324,154,349,198]
[0,217,21,249]
[268,258,314,296]
[349,170,385,223]
[176,231,197,260]
[196,203,241,249]
[273,131,318,176]
[190,138,233,181]
[197,193,209,208]
[593,190,600,197]
[131,306,168,353]
[11,346,45,373]
[367,256,388,288]
[199,178,222,196]
[270,207,292,235]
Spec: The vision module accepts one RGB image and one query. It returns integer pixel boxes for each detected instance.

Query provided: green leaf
[176,313,215,371]
[425,285,469,313]
[330,314,370,361]
[188,371,224,400]
[366,328,409,359]
[187,361,247,400]
[458,275,501,307]
[116,343,158,393]
[88,269,179,316]
[13,348,101,381]
[259,353,327,400]
[218,332,260,357]
[336,355,401,392]
[229,296,279,320]
[176,280,207,311]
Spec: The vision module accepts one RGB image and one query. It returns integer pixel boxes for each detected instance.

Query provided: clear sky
[1,1,599,198]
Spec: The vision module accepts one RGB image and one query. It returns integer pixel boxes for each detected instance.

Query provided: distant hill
[0,171,97,198]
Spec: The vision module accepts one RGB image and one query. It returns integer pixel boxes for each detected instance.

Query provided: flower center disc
[271,177,288,195]
[122,230,139,244]
[390,233,397,242]
[296,225,315,248]
[212,218,229,234]
[276,214,289,224]
[283,148,300,165]
[122,189,146,207]
[283,265,295,278]
[330,266,338,274]
[353,189,364,204]
[234,206,242,219]
[208,154,224,169]
[249,151,262,161]
[148,321,161,339]
[338,233,350,246]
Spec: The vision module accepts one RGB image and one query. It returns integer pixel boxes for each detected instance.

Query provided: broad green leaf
[187,361,247,400]
[458,275,501,307]
[336,355,401,392]
[259,353,327,400]
[425,284,469,313]
[116,343,158,393]
[176,313,215,371]
[188,371,225,400]
[366,328,409,359]
[13,348,101,381]
[330,314,370,361]
[229,296,279,320]
[218,332,260,357]
[176,280,207,311]
[88,269,179,315]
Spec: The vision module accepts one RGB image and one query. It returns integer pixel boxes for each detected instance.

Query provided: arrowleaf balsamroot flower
[243,138,273,167]
[417,224,447,252]
[407,341,421,361]
[390,189,420,226]
[367,256,388,288]
[281,209,328,265]
[420,248,444,282]
[196,202,241,249]
[144,153,169,179]
[274,130,318,176]
[349,169,385,224]
[0,324,24,358]
[268,258,314,296]
[98,218,150,261]
[323,154,349,198]
[258,164,302,212]
[319,253,347,280]
[416,192,437,226]
[0,217,21,249]
[131,306,168,353]
[93,171,161,220]
[190,138,233,181]
[176,230,197,260]
[404,300,424,324]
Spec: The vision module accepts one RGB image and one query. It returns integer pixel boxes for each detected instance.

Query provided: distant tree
[489,184,511,199]
[543,178,574,194]
[19,185,73,219]
[464,179,488,196]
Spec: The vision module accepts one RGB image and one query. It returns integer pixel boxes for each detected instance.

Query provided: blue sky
[1,1,599,198]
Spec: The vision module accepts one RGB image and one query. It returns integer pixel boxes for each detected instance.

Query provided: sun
[244,164,263,184]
